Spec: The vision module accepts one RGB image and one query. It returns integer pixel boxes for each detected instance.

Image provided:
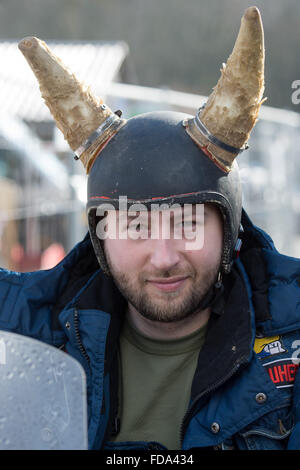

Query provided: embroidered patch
[254,336,286,359]
[263,358,299,388]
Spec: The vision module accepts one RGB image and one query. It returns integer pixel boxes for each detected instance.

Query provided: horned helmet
[19,6,265,276]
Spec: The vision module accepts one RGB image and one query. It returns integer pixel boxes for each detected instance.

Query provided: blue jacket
[0,210,300,450]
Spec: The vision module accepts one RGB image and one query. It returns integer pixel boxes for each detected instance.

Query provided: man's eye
[183,221,195,226]
[179,221,197,227]
[128,222,148,232]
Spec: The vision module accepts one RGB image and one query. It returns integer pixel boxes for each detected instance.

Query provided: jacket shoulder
[0,233,98,345]
[240,210,300,336]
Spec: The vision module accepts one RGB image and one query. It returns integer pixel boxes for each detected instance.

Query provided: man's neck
[126,304,210,340]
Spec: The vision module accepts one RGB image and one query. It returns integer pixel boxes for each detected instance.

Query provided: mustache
[140,268,195,281]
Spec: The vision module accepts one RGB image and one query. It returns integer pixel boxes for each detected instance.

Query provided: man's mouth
[146,276,189,292]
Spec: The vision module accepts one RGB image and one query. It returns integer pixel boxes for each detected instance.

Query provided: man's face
[102,204,223,323]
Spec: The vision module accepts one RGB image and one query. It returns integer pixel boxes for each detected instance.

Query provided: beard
[105,248,220,323]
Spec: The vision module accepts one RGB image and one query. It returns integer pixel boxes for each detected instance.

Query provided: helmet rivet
[256,392,267,404]
[211,422,220,434]
[100,104,107,110]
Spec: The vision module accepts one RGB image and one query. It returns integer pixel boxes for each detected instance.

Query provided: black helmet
[19,7,265,276]
[87,110,242,275]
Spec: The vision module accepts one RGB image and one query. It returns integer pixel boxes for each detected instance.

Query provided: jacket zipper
[179,358,248,448]
[73,308,90,365]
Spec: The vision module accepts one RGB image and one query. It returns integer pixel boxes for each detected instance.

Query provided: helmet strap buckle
[214,272,223,289]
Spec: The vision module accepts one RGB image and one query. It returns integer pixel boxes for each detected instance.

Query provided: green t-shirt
[112,317,207,450]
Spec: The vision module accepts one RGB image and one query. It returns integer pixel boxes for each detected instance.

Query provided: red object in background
[40,243,66,270]
[10,243,25,266]
[10,243,40,272]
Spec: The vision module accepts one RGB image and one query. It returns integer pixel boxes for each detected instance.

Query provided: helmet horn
[184,6,266,172]
[18,36,126,173]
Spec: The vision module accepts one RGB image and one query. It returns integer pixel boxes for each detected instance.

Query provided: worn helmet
[86,110,242,275]
[19,7,265,275]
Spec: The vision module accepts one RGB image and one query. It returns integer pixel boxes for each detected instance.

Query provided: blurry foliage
[0,0,299,110]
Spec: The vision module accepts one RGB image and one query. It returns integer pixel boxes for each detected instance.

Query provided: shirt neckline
[122,316,208,356]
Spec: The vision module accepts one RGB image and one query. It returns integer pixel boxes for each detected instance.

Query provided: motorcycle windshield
[0,331,88,450]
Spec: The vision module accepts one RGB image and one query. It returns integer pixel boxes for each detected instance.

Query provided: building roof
[0,39,129,121]
[0,114,69,192]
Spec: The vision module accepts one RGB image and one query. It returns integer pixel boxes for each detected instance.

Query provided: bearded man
[1,7,299,450]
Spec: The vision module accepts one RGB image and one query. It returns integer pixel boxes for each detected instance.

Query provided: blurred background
[0,0,299,271]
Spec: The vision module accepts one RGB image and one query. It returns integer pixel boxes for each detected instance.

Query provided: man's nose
[149,238,180,271]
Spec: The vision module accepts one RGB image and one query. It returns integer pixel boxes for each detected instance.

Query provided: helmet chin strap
[197,271,224,312]
[214,272,223,289]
